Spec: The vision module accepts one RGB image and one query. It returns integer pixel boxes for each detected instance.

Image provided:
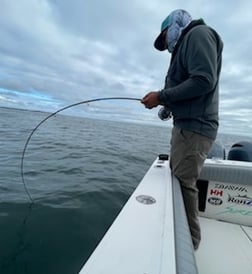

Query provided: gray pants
[170,127,214,249]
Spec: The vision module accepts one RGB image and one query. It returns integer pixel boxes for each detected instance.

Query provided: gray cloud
[0,0,252,136]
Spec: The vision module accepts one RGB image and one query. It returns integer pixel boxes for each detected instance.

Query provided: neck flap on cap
[165,9,192,53]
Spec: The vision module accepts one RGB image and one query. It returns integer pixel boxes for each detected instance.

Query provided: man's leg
[170,127,214,249]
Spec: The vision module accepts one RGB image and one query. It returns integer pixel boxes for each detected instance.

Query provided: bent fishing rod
[21,97,142,203]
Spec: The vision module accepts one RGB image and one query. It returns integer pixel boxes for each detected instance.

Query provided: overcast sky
[0,0,252,136]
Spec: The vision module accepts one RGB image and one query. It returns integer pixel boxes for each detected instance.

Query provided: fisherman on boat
[141,9,223,249]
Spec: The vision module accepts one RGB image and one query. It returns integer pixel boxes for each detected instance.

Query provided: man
[141,9,223,250]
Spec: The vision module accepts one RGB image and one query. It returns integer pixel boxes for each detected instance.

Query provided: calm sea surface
[0,107,251,274]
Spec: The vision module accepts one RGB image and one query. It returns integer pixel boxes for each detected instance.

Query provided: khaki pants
[170,127,214,249]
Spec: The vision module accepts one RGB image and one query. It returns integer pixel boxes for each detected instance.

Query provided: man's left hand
[141,91,160,109]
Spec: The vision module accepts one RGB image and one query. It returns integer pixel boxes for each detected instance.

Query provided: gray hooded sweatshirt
[158,19,223,139]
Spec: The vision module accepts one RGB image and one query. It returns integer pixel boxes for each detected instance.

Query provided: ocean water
[0,106,251,274]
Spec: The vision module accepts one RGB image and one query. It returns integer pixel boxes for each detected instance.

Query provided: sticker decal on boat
[216,206,252,217]
[208,197,223,206]
[227,194,252,206]
[210,189,223,197]
[214,183,248,193]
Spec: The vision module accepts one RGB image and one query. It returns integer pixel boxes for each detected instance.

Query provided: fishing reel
[158,107,172,121]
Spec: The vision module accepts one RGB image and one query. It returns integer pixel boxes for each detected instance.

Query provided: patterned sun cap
[154,9,192,51]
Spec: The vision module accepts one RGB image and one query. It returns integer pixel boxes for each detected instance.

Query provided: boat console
[196,141,252,273]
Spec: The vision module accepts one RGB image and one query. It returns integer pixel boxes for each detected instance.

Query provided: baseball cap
[154,9,192,51]
[154,14,172,51]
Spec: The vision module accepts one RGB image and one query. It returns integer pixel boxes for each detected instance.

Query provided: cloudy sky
[0,0,252,136]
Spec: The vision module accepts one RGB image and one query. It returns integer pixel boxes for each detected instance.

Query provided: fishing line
[21,97,141,203]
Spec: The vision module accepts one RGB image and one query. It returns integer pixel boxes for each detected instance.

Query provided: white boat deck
[79,158,177,274]
[79,157,252,274]
[196,217,252,274]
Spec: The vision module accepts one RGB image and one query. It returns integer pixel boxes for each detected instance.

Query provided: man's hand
[141,91,160,109]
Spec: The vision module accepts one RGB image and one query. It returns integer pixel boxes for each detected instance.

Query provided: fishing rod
[21,97,141,203]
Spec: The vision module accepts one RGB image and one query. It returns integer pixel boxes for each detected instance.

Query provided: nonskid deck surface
[196,217,252,274]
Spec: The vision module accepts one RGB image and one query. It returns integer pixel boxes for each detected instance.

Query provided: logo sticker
[210,189,223,197]
[217,206,252,217]
[208,197,223,206]
[214,183,247,193]
[227,194,252,206]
